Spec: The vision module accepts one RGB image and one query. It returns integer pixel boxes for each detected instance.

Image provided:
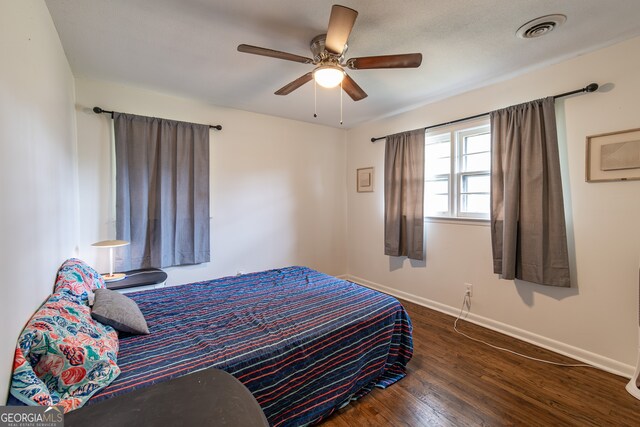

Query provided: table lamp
[92,240,130,282]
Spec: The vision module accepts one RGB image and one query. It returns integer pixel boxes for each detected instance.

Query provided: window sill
[424,216,490,227]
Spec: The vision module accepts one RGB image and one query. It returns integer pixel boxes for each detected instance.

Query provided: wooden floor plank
[321,299,640,426]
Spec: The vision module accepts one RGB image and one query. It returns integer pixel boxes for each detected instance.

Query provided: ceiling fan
[237,4,422,101]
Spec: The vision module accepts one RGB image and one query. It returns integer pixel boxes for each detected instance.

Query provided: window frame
[424,119,491,221]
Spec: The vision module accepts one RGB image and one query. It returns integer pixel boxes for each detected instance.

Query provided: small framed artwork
[357,167,374,192]
[586,128,640,182]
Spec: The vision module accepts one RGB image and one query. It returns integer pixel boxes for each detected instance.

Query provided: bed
[10,262,413,426]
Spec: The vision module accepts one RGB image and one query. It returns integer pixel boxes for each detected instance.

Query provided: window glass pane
[425,179,448,195]
[425,194,449,215]
[426,156,450,176]
[425,137,451,177]
[426,140,450,158]
[462,152,490,172]
[426,132,449,143]
[461,174,490,193]
[460,194,490,214]
[425,177,449,215]
[464,132,490,154]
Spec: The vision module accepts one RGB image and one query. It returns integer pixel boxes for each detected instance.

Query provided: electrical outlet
[465,283,473,297]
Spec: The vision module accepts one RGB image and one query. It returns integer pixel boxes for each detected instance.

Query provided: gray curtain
[384,129,425,260]
[490,97,570,287]
[114,112,210,270]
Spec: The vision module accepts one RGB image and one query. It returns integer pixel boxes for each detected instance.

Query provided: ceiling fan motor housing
[310,34,346,63]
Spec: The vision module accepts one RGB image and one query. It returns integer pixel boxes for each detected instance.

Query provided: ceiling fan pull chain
[340,80,343,125]
[314,80,318,118]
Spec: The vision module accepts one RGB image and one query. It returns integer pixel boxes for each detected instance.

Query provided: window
[424,120,491,219]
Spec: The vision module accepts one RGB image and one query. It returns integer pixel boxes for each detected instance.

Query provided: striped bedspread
[89,266,413,426]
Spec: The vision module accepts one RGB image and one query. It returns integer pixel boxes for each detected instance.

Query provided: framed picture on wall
[357,167,374,192]
[586,128,640,182]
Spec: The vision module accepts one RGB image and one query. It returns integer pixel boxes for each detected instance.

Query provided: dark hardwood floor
[321,299,640,426]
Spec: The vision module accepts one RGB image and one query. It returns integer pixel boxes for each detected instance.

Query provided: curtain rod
[92,107,222,130]
[370,83,599,142]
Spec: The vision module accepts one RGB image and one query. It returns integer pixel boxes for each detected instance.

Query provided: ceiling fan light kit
[313,65,345,88]
[237,4,423,122]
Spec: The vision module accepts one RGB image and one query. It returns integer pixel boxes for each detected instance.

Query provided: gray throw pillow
[91,288,150,335]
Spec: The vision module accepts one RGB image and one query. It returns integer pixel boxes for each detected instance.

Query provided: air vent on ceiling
[516,14,566,39]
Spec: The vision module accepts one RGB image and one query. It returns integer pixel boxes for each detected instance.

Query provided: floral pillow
[9,292,120,413]
[53,258,106,305]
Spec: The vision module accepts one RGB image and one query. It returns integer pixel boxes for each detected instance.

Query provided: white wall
[74,79,347,285]
[346,36,640,376]
[0,1,78,403]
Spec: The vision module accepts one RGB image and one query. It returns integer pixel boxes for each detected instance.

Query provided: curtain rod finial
[585,83,599,93]
[93,107,103,114]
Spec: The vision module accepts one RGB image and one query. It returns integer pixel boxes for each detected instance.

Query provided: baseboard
[346,274,635,379]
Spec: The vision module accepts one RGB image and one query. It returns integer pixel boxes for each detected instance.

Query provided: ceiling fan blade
[237,44,312,64]
[274,72,314,95]
[341,74,367,101]
[347,53,423,69]
[325,5,358,55]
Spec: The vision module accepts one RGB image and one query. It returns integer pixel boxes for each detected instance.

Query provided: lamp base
[103,273,126,283]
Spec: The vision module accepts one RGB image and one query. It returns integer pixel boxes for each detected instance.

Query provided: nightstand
[105,268,168,293]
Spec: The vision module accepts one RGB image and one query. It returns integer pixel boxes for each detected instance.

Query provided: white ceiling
[45,0,640,128]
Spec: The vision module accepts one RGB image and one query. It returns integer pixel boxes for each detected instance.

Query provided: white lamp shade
[313,66,345,88]
[92,240,129,282]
